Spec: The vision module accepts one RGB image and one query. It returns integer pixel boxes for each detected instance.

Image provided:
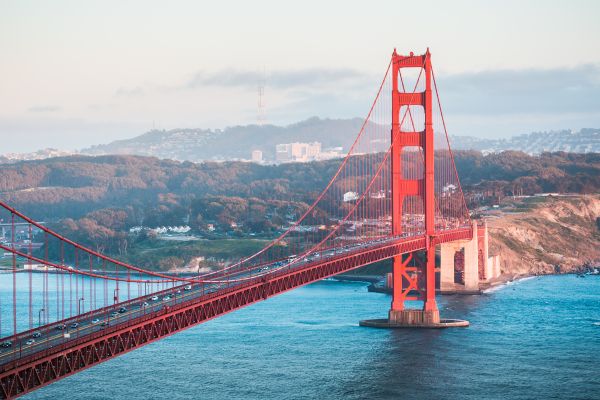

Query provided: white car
[184,285,192,291]
[151,296,159,301]
[162,296,171,302]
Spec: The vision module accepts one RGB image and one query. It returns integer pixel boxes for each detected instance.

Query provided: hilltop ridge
[3,119,599,163]
[81,117,365,162]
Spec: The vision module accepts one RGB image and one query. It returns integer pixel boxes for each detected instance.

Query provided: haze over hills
[2,118,599,163]
[81,117,366,162]
[450,128,600,154]
[80,117,600,162]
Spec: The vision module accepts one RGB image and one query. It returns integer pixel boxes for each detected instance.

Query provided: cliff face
[488,195,600,277]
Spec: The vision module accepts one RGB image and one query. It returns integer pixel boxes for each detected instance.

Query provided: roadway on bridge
[0,236,399,366]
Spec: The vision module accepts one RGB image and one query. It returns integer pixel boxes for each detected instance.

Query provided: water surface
[23,275,600,400]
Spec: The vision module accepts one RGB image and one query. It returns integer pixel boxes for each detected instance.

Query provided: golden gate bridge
[0,49,490,398]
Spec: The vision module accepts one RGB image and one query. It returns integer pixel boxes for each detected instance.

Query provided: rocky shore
[488,194,600,278]
[337,195,600,290]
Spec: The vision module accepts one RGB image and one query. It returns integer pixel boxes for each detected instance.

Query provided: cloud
[437,64,600,115]
[184,68,368,90]
[27,105,61,113]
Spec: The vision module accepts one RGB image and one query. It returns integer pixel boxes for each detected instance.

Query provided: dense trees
[2,151,598,254]
[454,151,600,195]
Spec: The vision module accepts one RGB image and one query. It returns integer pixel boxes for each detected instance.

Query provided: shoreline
[335,266,600,295]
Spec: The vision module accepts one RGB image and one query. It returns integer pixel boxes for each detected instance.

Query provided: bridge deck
[0,228,471,398]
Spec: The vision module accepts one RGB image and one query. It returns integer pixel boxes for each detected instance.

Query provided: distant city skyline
[1,0,599,153]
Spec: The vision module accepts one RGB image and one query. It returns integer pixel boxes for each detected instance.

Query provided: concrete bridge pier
[360,244,469,329]
[439,220,502,293]
[440,221,481,294]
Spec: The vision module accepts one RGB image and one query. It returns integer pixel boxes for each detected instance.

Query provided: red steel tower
[389,49,439,325]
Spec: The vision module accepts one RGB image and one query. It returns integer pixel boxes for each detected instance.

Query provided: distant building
[442,184,457,195]
[24,263,56,272]
[370,190,386,199]
[449,128,600,155]
[276,142,322,163]
[343,191,359,202]
[251,150,263,163]
[1,148,75,162]
[129,226,191,235]
[318,146,343,161]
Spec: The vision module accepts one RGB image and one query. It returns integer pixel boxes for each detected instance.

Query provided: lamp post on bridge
[38,308,45,327]
[77,297,85,315]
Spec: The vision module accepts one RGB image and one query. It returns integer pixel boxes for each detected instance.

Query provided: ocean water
[22,275,600,400]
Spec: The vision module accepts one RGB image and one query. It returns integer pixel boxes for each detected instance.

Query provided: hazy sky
[1,0,599,153]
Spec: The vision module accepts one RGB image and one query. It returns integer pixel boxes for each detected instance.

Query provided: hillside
[0,151,599,271]
[489,195,600,277]
[450,128,600,154]
[1,151,598,219]
[81,117,365,161]
[456,151,600,196]
[76,118,600,162]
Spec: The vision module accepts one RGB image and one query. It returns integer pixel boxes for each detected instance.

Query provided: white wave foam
[483,276,537,293]
[516,276,536,283]
[483,285,506,293]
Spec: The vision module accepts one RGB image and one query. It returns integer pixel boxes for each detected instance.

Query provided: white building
[370,190,386,199]
[24,263,56,272]
[343,191,359,202]
[318,147,343,161]
[276,142,322,163]
[251,150,263,163]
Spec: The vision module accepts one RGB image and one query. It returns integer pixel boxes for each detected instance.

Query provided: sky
[1,0,599,153]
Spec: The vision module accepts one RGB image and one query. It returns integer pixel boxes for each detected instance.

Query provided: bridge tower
[360,49,468,328]
[388,49,439,326]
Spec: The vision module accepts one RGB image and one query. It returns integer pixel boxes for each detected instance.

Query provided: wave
[483,285,506,294]
[483,276,537,293]
[515,276,536,283]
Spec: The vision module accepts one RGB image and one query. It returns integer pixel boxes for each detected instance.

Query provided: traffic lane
[0,280,226,361]
[2,239,382,358]
[0,240,388,361]
[0,247,322,359]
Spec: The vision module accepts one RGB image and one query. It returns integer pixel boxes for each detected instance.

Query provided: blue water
[22,275,600,400]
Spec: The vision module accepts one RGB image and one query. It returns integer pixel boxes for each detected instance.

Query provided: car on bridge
[0,341,12,348]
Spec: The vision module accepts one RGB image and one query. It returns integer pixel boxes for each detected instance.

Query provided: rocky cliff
[488,195,600,278]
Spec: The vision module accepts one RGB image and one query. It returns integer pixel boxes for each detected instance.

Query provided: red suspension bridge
[0,49,479,398]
